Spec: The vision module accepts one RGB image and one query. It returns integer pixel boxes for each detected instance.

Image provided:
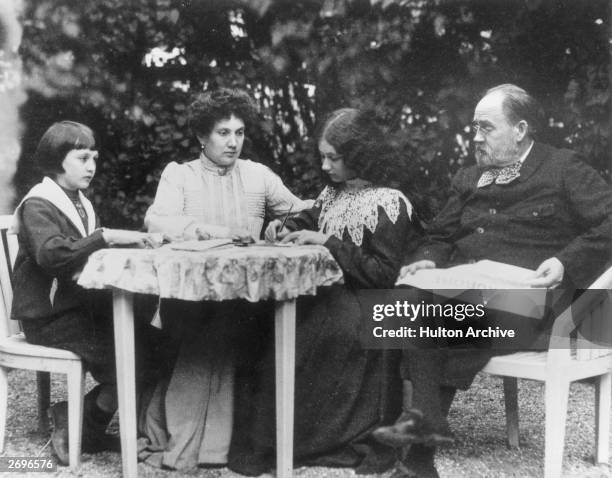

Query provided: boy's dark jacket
[11,196,106,321]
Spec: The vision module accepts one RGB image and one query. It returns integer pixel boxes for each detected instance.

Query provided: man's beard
[476,144,520,168]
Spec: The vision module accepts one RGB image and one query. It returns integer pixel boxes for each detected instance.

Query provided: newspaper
[395,260,540,290]
[395,260,548,318]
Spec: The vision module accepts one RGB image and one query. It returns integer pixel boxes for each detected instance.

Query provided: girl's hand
[265,219,290,242]
[280,230,329,245]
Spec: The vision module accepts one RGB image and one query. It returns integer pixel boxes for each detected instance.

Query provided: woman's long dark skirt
[229,285,401,475]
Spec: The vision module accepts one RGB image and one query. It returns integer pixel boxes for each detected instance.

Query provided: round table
[78,242,344,478]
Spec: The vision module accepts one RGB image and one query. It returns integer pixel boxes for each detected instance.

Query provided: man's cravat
[477,162,522,188]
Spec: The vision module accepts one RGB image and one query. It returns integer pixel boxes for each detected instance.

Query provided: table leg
[275,299,296,478]
[112,290,138,478]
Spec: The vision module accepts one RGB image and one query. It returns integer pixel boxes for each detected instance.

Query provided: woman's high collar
[199,152,237,176]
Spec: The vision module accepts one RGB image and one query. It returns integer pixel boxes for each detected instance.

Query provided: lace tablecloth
[77,243,344,302]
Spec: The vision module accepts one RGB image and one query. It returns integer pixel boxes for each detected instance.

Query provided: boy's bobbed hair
[33,121,97,177]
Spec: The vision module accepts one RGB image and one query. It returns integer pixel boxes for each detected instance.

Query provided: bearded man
[375,84,612,478]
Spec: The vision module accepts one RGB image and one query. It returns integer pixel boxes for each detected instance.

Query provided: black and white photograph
[0,1,611,477]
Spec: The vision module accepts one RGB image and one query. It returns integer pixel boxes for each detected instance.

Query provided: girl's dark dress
[229,185,422,475]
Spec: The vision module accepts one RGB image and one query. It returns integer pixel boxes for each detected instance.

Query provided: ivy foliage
[17,0,610,228]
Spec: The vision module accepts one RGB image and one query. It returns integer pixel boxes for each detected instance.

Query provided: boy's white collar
[11,177,96,237]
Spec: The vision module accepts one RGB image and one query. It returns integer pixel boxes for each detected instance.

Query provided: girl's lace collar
[316,185,412,246]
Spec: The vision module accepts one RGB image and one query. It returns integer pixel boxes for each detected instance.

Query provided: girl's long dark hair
[318,108,406,188]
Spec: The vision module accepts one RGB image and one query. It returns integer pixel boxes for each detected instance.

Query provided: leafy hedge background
[15,0,611,229]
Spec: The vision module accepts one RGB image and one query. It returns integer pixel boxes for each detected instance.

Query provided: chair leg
[503,377,519,448]
[0,367,8,453]
[595,372,611,464]
[544,377,570,478]
[67,362,85,471]
[36,372,51,434]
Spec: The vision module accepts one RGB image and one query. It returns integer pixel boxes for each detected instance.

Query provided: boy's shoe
[48,402,69,465]
[47,398,120,466]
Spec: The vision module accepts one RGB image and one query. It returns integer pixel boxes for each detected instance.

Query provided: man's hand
[399,260,436,277]
[265,219,290,242]
[526,257,564,288]
[280,230,329,245]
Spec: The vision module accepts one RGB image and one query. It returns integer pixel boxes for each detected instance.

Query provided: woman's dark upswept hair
[188,87,258,137]
[319,108,405,188]
[33,121,97,177]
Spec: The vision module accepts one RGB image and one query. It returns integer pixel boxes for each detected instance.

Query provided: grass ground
[2,369,611,477]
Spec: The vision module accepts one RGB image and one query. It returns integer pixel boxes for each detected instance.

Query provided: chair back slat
[0,214,20,337]
[583,296,612,360]
[0,281,11,338]
[574,269,612,362]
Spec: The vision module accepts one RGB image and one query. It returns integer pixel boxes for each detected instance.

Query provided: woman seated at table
[138,87,311,470]
[228,108,423,475]
[11,121,162,465]
[144,88,310,241]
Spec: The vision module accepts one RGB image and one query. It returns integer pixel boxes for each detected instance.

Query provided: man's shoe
[372,409,454,448]
[354,442,396,474]
[389,445,440,478]
[389,459,440,478]
[373,409,424,447]
[47,402,69,466]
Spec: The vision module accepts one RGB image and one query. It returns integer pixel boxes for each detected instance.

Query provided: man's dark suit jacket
[413,142,612,288]
[403,142,612,390]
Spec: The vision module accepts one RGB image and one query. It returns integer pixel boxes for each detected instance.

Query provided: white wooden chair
[0,214,85,469]
[482,266,612,478]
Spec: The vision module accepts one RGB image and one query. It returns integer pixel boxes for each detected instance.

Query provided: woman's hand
[184,223,249,241]
[280,230,329,245]
[228,228,254,243]
[265,219,290,242]
[183,223,213,240]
